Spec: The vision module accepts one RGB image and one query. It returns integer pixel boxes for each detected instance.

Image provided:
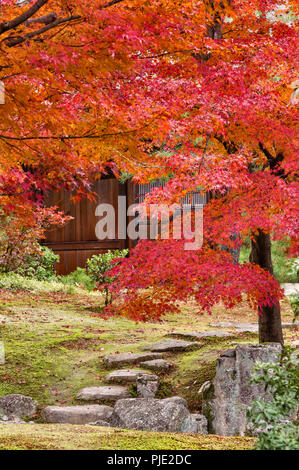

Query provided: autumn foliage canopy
[0,1,298,328]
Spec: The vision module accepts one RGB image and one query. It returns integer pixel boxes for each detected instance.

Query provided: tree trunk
[249,230,283,344]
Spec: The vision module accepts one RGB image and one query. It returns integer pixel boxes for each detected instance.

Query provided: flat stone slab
[103,352,163,368]
[141,339,200,352]
[281,322,299,329]
[281,283,299,296]
[106,369,157,383]
[77,386,130,402]
[209,322,253,328]
[139,359,174,372]
[210,321,298,332]
[165,330,233,340]
[42,405,113,425]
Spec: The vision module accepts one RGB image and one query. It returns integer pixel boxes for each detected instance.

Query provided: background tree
[0,1,298,342]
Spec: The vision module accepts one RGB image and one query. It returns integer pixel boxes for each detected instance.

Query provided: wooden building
[44,179,206,275]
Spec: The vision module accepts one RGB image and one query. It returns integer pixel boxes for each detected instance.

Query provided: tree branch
[0,0,48,36]
[25,12,57,27]
[102,0,126,8]
[6,15,82,47]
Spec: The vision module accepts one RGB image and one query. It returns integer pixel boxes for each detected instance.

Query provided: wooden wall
[44,179,136,275]
[44,179,206,275]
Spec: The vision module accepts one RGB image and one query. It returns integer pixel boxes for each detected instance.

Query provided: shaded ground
[0,286,297,450]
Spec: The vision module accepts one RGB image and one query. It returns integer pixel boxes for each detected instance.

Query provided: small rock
[139,359,174,372]
[103,352,163,368]
[42,404,113,425]
[198,381,211,396]
[106,369,148,383]
[141,339,200,353]
[77,386,130,402]
[89,420,111,427]
[136,374,159,398]
[189,414,208,434]
[0,394,38,420]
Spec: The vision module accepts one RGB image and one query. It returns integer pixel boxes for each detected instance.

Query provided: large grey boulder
[141,339,200,353]
[0,394,38,421]
[42,405,113,425]
[77,385,130,402]
[110,397,194,432]
[103,352,163,368]
[202,343,282,436]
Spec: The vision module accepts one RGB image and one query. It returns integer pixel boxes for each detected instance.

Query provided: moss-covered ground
[0,423,254,450]
[0,285,297,450]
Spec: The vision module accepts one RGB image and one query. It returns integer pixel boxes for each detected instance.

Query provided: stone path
[103,352,163,368]
[165,330,233,340]
[38,310,298,428]
[77,385,131,402]
[139,359,174,372]
[106,369,149,383]
[42,404,113,425]
[281,283,299,296]
[209,321,298,333]
[141,339,201,352]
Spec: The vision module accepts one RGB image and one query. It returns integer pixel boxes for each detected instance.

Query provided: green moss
[0,286,295,450]
[0,423,255,450]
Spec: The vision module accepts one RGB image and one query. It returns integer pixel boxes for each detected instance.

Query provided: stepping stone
[165,330,233,340]
[235,325,258,333]
[77,386,130,402]
[103,352,163,368]
[281,322,298,329]
[41,405,113,425]
[210,321,240,328]
[106,369,154,383]
[281,283,299,296]
[141,339,200,353]
[139,359,174,372]
[210,322,258,333]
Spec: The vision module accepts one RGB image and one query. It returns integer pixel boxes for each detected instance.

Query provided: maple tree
[0,1,298,343]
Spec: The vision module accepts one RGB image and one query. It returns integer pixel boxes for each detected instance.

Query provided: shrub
[246,347,299,450]
[0,209,70,273]
[289,294,299,323]
[58,267,95,291]
[86,250,128,305]
[0,272,74,294]
[288,257,299,282]
[17,246,59,281]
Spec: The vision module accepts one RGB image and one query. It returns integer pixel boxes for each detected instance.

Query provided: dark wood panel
[44,179,128,274]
